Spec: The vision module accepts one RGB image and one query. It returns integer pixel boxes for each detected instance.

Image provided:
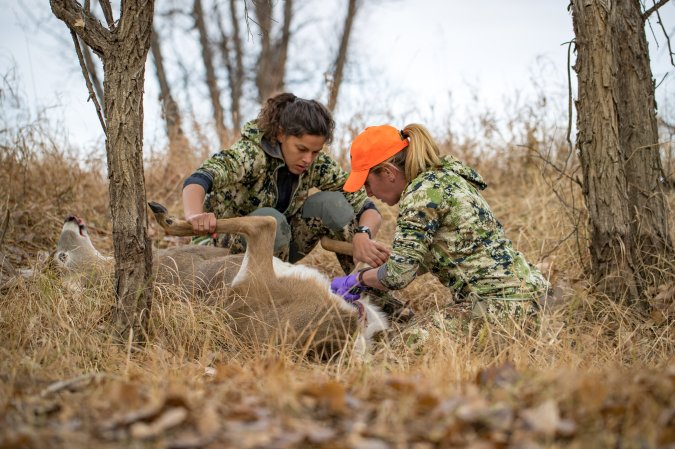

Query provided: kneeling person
[183,93,390,274]
[331,124,550,321]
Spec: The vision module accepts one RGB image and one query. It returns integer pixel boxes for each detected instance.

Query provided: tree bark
[50,0,155,343]
[612,1,673,291]
[327,0,358,113]
[229,0,245,133]
[571,0,674,301]
[214,0,244,135]
[255,0,293,102]
[150,26,190,168]
[193,0,228,148]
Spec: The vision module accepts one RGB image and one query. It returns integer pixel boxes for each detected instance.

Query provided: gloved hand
[330,273,364,302]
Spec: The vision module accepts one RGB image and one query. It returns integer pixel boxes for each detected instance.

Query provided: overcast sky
[1,1,674,151]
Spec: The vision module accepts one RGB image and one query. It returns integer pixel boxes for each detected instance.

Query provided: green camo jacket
[195,121,369,219]
[380,156,549,302]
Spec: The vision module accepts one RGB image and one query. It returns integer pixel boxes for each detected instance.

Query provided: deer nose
[65,215,78,223]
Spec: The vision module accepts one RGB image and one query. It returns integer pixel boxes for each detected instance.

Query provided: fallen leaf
[520,399,560,438]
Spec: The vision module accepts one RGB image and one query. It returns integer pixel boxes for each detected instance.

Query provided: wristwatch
[354,225,371,239]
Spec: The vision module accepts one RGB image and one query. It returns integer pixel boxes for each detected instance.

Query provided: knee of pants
[301,191,356,231]
[248,207,291,254]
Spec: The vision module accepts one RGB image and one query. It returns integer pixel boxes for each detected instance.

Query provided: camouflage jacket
[379,156,549,301]
[195,121,370,219]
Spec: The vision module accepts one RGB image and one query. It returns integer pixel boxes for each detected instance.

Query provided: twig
[99,0,115,30]
[40,373,98,397]
[539,228,578,260]
[643,0,670,20]
[518,143,582,187]
[656,72,669,89]
[563,40,575,180]
[243,0,255,40]
[0,206,9,251]
[654,5,675,67]
[70,30,107,134]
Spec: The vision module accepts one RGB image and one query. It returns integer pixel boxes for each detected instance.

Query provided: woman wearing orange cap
[330,124,550,319]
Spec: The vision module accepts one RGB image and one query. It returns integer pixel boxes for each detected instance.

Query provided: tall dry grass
[1,85,674,448]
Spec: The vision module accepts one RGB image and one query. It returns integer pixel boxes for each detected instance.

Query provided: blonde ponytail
[401,124,441,181]
[372,123,442,181]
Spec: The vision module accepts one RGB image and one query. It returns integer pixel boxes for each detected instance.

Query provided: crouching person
[331,124,550,326]
[182,93,390,274]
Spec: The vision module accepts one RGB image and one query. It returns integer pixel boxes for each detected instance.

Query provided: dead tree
[50,0,155,343]
[193,0,228,148]
[570,0,674,301]
[254,0,293,102]
[150,26,190,168]
[327,0,359,113]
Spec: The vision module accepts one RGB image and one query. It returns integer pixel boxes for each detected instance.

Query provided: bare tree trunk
[613,2,674,292]
[229,0,245,133]
[254,0,273,101]
[214,0,244,135]
[150,26,190,168]
[193,0,228,148]
[255,0,293,102]
[50,0,155,343]
[570,0,674,302]
[327,0,358,113]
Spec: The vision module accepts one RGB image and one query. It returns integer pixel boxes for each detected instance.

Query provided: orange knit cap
[343,125,409,192]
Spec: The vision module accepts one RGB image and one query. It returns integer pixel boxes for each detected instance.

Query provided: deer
[52,203,388,360]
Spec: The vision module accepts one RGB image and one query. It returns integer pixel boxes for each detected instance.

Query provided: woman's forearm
[358,208,383,237]
[359,266,387,290]
[182,184,207,219]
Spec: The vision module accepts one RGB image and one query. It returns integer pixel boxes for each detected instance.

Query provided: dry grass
[1,102,674,448]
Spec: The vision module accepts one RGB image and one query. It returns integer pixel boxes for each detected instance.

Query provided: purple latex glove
[330,273,364,302]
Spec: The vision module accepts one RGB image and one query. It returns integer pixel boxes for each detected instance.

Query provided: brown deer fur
[53,207,387,360]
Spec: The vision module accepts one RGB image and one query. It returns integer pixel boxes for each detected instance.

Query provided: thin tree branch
[80,36,104,105]
[98,0,115,30]
[70,29,106,133]
[643,0,670,20]
[518,143,582,187]
[243,0,255,40]
[654,6,675,67]
[563,39,576,181]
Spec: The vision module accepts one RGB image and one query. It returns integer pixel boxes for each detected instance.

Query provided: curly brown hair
[256,93,335,144]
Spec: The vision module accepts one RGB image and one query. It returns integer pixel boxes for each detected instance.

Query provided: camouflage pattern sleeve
[379,177,444,290]
[308,152,369,214]
[195,138,267,193]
